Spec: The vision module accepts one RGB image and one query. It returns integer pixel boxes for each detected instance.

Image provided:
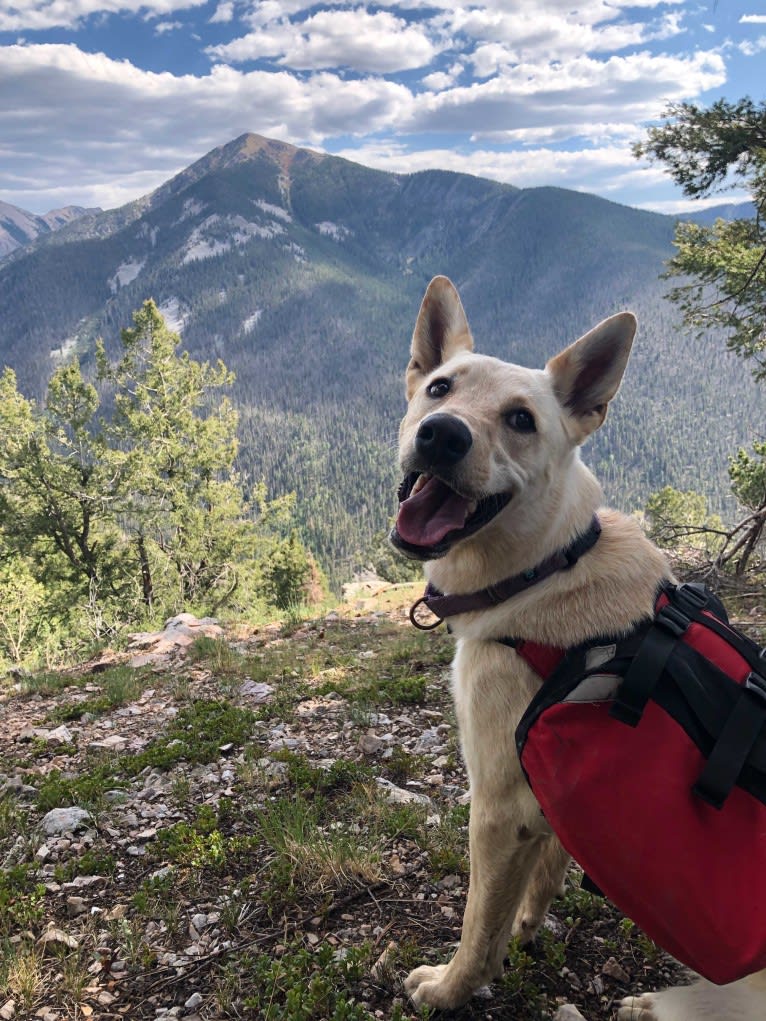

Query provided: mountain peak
[201,133,325,176]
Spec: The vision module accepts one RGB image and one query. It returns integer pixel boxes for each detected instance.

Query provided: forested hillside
[0,134,762,582]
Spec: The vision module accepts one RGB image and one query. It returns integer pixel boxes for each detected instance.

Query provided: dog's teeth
[468,501,477,515]
[411,474,430,495]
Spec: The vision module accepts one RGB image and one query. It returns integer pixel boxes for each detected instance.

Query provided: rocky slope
[4,587,734,1020]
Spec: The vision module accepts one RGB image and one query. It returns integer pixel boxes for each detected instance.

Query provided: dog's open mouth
[392,472,512,558]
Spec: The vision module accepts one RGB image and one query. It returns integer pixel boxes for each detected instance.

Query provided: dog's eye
[427,378,451,398]
[506,409,536,433]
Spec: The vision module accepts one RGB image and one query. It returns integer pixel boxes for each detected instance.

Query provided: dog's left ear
[546,312,636,442]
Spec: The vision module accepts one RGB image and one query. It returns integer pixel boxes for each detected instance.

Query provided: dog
[391,275,766,1020]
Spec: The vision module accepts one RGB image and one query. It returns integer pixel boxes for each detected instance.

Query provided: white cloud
[0,43,411,209]
[330,139,670,200]
[209,1,234,23]
[404,51,726,136]
[740,14,766,24]
[738,35,766,56]
[641,193,753,215]
[0,0,207,32]
[155,19,182,33]
[209,8,439,73]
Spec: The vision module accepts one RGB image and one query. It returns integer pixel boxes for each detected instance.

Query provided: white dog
[391,276,765,1020]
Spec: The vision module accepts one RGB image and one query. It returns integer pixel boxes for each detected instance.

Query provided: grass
[48,664,149,722]
[257,794,382,903]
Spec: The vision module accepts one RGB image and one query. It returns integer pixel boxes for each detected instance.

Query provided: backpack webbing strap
[692,671,766,810]
[609,606,686,727]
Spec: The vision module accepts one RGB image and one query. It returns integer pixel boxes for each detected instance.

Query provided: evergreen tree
[634,98,766,378]
[0,302,319,667]
[636,99,766,570]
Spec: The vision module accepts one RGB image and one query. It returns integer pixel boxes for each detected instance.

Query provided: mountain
[681,200,756,226]
[0,201,99,260]
[0,134,762,582]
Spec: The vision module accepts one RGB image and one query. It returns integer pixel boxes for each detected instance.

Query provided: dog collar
[409,514,602,630]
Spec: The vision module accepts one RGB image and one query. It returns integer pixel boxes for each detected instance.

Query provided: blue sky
[1,1,764,215]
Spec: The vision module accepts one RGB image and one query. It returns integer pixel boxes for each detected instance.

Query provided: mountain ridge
[0,134,762,582]
[0,201,99,259]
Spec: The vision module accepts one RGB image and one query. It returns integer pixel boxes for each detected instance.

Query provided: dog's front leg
[405,791,542,1009]
[405,640,545,1010]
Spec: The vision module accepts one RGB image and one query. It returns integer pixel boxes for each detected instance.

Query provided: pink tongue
[396,476,472,547]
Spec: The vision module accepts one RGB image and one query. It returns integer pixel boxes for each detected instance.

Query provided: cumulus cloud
[0,0,742,215]
[0,43,411,209]
[209,1,234,23]
[403,51,726,136]
[208,8,439,73]
[740,14,766,24]
[0,0,207,32]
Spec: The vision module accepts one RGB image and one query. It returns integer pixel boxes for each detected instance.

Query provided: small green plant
[0,865,47,937]
[34,764,116,812]
[272,749,373,796]
[54,848,116,883]
[122,699,258,775]
[241,940,373,1020]
[0,795,26,840]
[385,746,428,785]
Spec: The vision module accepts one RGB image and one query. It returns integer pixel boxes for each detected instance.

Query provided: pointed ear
[406,276,473,399]
[546,312,636,442]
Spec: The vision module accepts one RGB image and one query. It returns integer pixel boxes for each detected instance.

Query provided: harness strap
[693,672,766,809]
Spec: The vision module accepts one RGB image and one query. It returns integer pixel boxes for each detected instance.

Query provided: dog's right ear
[547,312,636,442]
[406,276,473,399]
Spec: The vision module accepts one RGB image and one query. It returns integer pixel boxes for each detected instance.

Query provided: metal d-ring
[409,596,444,631]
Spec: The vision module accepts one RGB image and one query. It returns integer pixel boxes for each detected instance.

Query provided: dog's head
[392,276,636,561]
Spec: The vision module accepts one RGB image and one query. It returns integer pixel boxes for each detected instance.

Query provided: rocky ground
[2,580,761,1021]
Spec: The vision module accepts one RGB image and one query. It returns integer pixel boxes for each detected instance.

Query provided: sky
[1,1,764,216]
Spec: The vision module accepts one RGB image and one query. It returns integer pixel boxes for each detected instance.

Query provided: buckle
[745,671,766,702]
[655,604,689,638]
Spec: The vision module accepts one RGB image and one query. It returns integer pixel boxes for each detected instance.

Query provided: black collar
[409,515,602,630]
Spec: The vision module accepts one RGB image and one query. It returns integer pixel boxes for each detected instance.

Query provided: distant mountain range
[0,134,762,581]
[0,201,99,259]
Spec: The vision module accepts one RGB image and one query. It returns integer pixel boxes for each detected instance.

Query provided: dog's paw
[404,964,471,1010]
[617,993,660,1021]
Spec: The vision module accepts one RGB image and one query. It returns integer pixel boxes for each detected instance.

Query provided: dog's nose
[415,414,473,467]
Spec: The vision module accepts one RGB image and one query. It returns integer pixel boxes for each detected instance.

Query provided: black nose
[415,414,473,467]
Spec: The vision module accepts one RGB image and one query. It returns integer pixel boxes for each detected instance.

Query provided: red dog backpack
[514,582,766,984]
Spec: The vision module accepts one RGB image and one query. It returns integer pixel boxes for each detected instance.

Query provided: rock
[88,734,128,751]
[49,724,75,745]
[38,928,79,952]
[359,733,383,756]
[602,956,631,983]
[0,999,15,1020]
[66,896,87,917]
[184,992,203,1010]
[553,1006,587,1021]
[41,807,92,836]
[239,680,275,701]
[413,727,445,753]
[375,778,433,807]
